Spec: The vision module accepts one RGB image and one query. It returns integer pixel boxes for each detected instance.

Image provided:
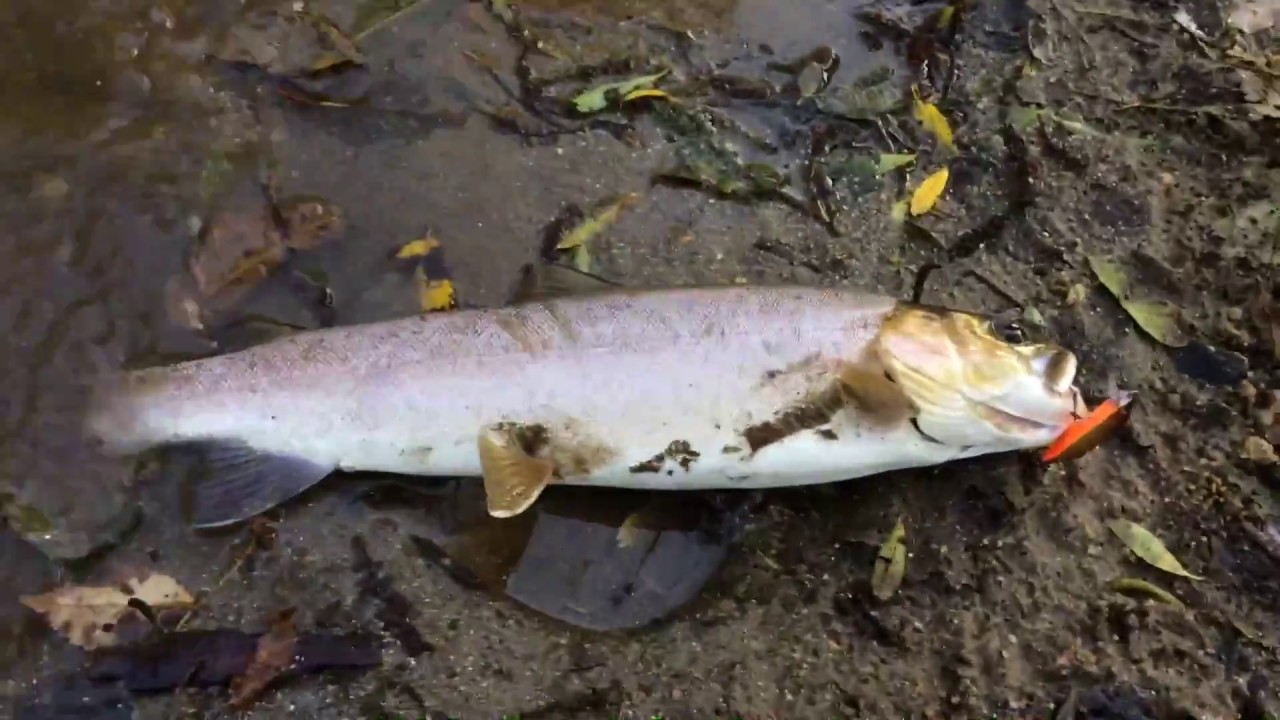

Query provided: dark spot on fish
[666,470,674,476]
[629,453,666,473]
[816,428,838,441]
[742,382,845,453]
[629,439,702,473]
[722,445,743,454]
[910,418,943,444]
[764,369,781,381]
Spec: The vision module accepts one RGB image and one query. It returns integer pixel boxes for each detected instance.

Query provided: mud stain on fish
[629,439,702,473]
[513,419,618,477]
[742,382,846,453]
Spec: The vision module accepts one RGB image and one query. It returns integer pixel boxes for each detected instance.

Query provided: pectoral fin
[838,363,917,427]
[478,425,556,518]
[183,441,335,528]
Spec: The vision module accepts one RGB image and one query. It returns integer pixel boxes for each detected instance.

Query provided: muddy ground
[1,0,1278,717]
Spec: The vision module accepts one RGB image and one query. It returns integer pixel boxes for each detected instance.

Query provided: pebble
[1243,436,1278,464]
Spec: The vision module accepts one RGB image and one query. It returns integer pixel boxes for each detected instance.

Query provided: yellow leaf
[622,88,672,103]
[21,574,195,650]
[1087,255,1189,347]
[876,152,917,174]
[395,237,440,259]
[912,86,955,149]
[909,168,950,216]
[1107,519,1204,580]
[572,71,668,114]
[871,519,907,600]
[414,266,456,313]
[556,193,641,250]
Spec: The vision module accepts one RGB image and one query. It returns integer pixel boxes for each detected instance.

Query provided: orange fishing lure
[1041,390,1135,464]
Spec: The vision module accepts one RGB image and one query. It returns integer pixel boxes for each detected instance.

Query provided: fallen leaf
[890,198,910,224]
[871,519,907,600]
[556,193,641,250]
[1087,255,1189,347]
[1172,7,1212,41]
[1064,283,1088,306]
[1107,519,1204,580]
[909,168,950,216]
[1109,577,1186,610]
[912,86,955,150]
[572,244,592,273]
[1008,105,1043,130]
[21,574,195,650]
[1228,0,1280,33]
[394,237,440,259]
[414,267,456,313]
[573,71,669,114]
[877,153,917,174]
[622,88,672,103]
[228,608,300,710]
[936,4,956,29]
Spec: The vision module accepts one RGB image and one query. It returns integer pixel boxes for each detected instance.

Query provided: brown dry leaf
[1107,519,1204,580]
[911,86,955,150]
[229,608,300,710]
[909,168,950,216]
[871,519,907,600]
[1087,255,1190,347]
[21,574,195,650]
[1228,0,1280,33]
[556,193,641,250]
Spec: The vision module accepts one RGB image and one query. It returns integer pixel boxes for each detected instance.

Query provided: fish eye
[991,319,1027,344]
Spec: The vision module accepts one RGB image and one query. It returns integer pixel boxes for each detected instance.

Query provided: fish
[86,272,1084,528]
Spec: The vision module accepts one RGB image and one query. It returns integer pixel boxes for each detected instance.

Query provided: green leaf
[572,71,669,114]
[1107,519,1203,580]
[1109,577,1186,610]
[876,153,917,174]
[871,519,907,600]
[1087,254,1189,347]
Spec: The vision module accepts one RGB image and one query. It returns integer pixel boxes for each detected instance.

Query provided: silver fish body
[88,285,1081,524]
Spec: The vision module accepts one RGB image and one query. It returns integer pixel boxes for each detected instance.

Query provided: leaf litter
[1107,519,1204,580]
[871,518,907,600]
[21,573,195,650]
[229,608,301,709]
[910,167,950,215]
[573,71,669,114]
[1088,254,1190,347]
[393,235,457,313]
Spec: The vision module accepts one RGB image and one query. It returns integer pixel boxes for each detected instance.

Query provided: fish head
[875,305,1082,450]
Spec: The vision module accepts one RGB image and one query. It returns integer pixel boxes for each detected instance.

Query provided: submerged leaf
[1110,577,1186,610]
[871,519,907,600]
[21,574,195,650]
[573,72,669,114]
[1008,105,1044,130]
[877,153,917,174]
[910,168,950,216]
[556,193,640,250]
[228,608,300,710]
[912,86,955,149]
[1087,255,1189,347]
[1107,519,1203,580]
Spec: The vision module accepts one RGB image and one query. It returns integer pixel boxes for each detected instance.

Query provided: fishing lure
[1042,389,1135,464]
